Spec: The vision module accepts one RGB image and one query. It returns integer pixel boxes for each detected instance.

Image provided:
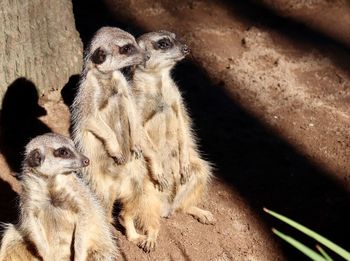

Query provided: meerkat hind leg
[185,206,215,225]
[172,159,215,225]
[136,186,161,253]
[119,211,146,245]
[174,179,215,224]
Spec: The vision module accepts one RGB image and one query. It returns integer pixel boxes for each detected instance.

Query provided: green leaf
[272,228,326,261]
[264,208,350,260]
[316,244,333,261]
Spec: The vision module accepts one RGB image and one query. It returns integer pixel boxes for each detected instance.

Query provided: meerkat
[71,27,161,252]
[132,31,215,224]
[0,133,118,261]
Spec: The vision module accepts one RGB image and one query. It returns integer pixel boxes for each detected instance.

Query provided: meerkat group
[0,26,214,260]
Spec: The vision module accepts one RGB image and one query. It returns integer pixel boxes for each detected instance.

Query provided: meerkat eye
[155,38,173,50]
[54,147,73,159]
[119,44,136,55]
[91,47,106,64]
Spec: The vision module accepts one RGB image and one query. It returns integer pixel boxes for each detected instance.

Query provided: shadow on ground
[71,0,350,259]
[0,78,51,173]
[175,60,350,259]
[0,78,52,224]
[0,179,19,224]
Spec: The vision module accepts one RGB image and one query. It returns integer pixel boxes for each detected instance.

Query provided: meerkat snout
[144,51,151,61]
[81,156,90,167]
[181,44,190,55]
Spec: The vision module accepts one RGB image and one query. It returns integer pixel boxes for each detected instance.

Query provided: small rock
[241,38,247,47]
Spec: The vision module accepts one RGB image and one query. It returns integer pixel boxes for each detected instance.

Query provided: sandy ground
[1,0,350,260]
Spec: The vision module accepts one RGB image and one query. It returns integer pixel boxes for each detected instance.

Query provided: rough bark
[0,0,83,101]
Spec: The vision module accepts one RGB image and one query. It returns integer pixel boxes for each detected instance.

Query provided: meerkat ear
[27,149,44,168]
[91,47,106,64]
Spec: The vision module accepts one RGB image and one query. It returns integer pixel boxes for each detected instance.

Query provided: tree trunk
[0,0,83,102]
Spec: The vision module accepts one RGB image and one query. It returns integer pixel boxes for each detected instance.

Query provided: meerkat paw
[149,163,168,191]
[161,207,174,218]
[111,153,126,165]
[155,179,169,192]
[128,234,153,252]
[196,210,215,225]
[131,145,142,159]
[138,237,156,253]
[187,207,216,225]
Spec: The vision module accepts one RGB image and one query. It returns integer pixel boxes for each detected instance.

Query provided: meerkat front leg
[112,70,142,159]
[85,116,126,165]
[142,117,168,191]
[174,100,191,184]
[84,69,125,164]
[73,218,90,261]
[143,144,168,191]
[118,210,146,245]
[23,213,50,260]
[124,96,143,159]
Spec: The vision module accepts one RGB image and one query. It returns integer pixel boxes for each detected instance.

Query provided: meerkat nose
[144,52,151,61]
[82,156,90,167]
[181,44,190,55]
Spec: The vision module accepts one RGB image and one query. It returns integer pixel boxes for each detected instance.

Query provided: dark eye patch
[119,44,137,55]
[54,147,74,159]
[153,38,173,50]
[27,149,44,168]
[91,47,106,64]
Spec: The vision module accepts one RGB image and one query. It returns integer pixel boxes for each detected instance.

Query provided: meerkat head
[136,30,190,71]
[85,27,148,73]
[23,133,90,177]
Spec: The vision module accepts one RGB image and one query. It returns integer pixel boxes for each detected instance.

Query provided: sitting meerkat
[71,27,161,252]
[132,31,215,224]
[0,133,118,261]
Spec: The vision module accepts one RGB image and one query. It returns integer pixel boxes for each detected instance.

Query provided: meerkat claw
[159,177,169,191]
[153,173,169,191]
[138,238,156,253]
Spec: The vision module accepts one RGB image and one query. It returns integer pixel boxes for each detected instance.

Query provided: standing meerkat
[133,31,215,224]
[71,27,161,252]
[0,133,118,261]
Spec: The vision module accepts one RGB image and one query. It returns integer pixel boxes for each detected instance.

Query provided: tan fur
[0,224,37,261]
[0,133,118,261]
[133,31,215,224]
[71,27,161,252]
